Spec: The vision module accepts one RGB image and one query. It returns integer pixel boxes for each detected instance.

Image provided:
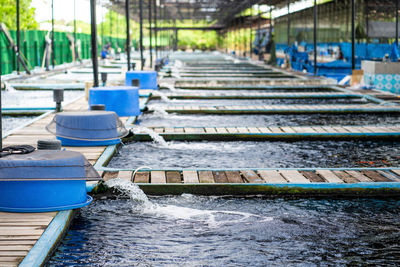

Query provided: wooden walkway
[0,212,57,266]
[104,169,400,184]
[130,125,400,141]
[160,104,400,114]
[101,169,400,196]
[160,92,360,99]
[0,96,107,266]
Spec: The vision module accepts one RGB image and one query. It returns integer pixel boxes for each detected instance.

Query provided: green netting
[0,30,128,75]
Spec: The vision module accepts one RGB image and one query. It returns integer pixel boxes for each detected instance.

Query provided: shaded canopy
[104,0,295,26]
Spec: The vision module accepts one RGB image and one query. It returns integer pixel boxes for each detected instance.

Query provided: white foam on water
[150,106,170,117]
[152,91,171,102]
[159,83,177,91]
[105,179,273,228]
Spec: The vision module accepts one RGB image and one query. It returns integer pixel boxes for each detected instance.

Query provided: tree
[0,0,38,30]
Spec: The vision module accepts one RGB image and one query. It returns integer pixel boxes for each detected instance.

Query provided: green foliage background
[0,0,38,29]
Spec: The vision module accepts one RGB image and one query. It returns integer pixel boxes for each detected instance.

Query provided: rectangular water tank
[125,71,158,89]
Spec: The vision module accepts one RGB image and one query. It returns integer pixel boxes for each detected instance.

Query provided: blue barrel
[125,71,158,89]
[0,150,92,212]
[47,111,127,146]
[89,86,141,116]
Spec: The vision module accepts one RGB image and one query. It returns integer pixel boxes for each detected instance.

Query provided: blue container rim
[0,195,93,213]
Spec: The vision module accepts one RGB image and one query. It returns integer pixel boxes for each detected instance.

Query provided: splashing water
[150,106,169,117]
[104,179,273,228]
[131,125,169,147]
[159,83,177,91]
[152,91,171,102]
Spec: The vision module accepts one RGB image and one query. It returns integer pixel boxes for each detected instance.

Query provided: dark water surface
[2,116,35,135]
[109,140,400,169]
[48,196,400,266]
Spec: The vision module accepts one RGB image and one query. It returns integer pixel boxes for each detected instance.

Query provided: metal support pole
[125,0,131,71]
[90,0,99,87]
[109,9,112,44]
[74,0,77,62]
[365,0,369,58]
[396,0,399,47]
[174,28,178,51]
[313,0,317,75]
[139,0,144,70]
[351,0,355,70]
[249,21,252,58]
[52,0,55,69]
[287,0,290,46]
[269,7,273,39]
[16,0,20,73]
[0,39,2,150]
[149,0,153,68]
[154,0,158,59]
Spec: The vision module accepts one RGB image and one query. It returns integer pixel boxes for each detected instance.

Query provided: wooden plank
[204,127,217,133]
[316,170,344,183]
[236,127,249,133]
[279,170,310,183]
[332,171,359,183]
[153,127,164,133]
[102,171,119,181]
[213,171,228,183]
[0,241,36,245]
[345,171,373,182]
[268,127,283,133]
[0,229,44,236]
[361,170,392,182]
[133,172,150,183]
[247,127,260,133]
[150,171,166,183]
[117,171,133,182]
[280,127,296,133]
[226,127,239,134]
[166,171,181,183]
[300,171,325,182]
[215,128,228,134]
[257,127,272,133]
[225,171,243,183]
[198,171,215,183]
[0,251,27,256]
[164,127,174,133]
[388,169,400,179]
[0,245,31,251]
[257,170,287,183]
[174,127,185,133]
[378,171,400,182]
[240,170,264,183]
[182,171,199,183]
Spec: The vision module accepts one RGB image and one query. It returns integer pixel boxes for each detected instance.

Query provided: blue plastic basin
[89,86,141,116]
[125,71,158,89]
[51,111,125,146]
[0,150,92,212]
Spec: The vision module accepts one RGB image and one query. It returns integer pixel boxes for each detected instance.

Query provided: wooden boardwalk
[0,96,108,266]
[161,104,400,114]
[160,92,360,99]
[104,169,400,184]
[0,212,57,266]
[130,125,400,140]
[100,168,400,196]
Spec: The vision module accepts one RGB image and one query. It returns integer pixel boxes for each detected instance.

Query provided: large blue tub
[0,150,92,212]
[125,71,158,89]
[46,111,128,146]
[89,86,141,116]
